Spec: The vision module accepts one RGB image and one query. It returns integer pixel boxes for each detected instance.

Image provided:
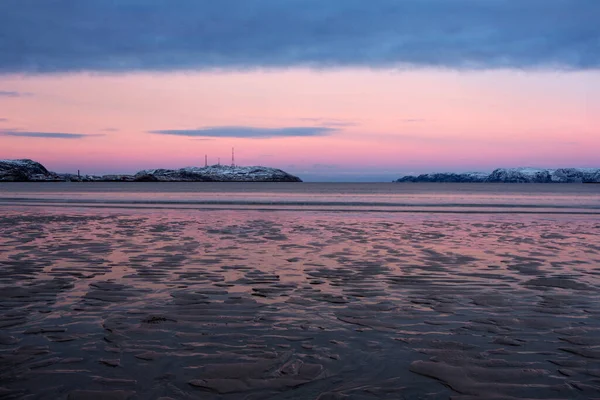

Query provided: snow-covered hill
[133,165,302,182]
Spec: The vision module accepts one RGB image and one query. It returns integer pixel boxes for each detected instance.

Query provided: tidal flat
[1,207,600,399]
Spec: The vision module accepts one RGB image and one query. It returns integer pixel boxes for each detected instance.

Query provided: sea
[1,182,599,213]
[0,182,599,399]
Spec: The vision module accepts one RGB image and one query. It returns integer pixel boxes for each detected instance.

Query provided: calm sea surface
[0,182,599,213]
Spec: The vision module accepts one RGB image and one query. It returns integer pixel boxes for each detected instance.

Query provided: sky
[0,1,598,181]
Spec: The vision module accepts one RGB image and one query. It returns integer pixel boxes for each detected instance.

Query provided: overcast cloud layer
[150,126,336,139]
[0,0,598,73]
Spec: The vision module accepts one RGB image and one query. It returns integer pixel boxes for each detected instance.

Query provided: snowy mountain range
[397,168,600,183]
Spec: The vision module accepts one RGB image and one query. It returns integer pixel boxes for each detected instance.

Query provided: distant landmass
[0,159,302,182]
[396,168,600,183]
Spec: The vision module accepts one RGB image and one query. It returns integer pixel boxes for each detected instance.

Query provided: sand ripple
[0,210,599,399]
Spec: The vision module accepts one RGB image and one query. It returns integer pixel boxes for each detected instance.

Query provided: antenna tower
[231,147,235,167]
[205,155,207,167]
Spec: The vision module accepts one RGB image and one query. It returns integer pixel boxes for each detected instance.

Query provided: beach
[2,0,598,397]
[1,184,600,399]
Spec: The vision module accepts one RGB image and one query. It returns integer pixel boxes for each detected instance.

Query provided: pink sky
[0,69,598,181]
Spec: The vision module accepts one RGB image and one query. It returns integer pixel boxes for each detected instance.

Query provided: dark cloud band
[0,0,597,73]
[149,126,337,138]
[0,131,101,139]
[0,91,24,97]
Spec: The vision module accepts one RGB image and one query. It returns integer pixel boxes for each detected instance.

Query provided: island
[396,168,600,183]
[0,159,302,182]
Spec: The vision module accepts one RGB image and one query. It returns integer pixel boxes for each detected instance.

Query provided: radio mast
[231,147,235,167]
[204,155,207,167]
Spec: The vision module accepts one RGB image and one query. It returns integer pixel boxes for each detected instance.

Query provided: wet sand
[1,207,600,399]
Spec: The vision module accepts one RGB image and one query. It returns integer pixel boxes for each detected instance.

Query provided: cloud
[401,119,427,123]
[354,132,582,148]
[0,131,103,139]
[311,164,339,170]
[0,91,32,97]
[0,118,7,122]
[149,126,337,139]
[0,0,598,73]
[299,118,357,127]
[101,127,119,132]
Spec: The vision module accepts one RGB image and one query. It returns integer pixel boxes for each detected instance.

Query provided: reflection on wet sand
[1,209,600,399]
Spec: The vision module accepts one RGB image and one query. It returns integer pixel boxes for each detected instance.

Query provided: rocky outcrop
[0,159,61,181]
[550,168,600,183]
[486,168,600,183]
[486,168,552,183]
[0,159,302,182]
[396,168,600,183]
[396,172,488,183]
[58,173,136,182]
